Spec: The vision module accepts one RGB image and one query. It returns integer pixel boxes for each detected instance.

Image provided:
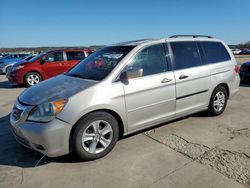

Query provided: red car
[7,49,92,86]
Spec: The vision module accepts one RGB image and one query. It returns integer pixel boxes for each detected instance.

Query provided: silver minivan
[10,35,240,160]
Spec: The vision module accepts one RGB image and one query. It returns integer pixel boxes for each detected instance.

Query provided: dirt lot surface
[0,56,250,188]
[236,55,250,65]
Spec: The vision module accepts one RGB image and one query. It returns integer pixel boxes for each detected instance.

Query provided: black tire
[208,86,228,116]
[72,111,119,161]
[24,72,42,87]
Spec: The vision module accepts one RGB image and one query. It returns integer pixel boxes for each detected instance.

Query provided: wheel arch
[217,83,230,99]
[23,70,43,83]
[69,108,125,152]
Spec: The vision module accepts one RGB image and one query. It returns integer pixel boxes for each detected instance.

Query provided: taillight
[234,65,239,73]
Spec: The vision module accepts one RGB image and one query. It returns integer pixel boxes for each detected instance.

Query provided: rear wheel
[72,111,119,161]
[208,86,228,116]
[25,72,42,87]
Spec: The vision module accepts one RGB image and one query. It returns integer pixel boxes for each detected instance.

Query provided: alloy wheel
[213,91,225,112]
[27,74,40,85]
[81,120,113,154]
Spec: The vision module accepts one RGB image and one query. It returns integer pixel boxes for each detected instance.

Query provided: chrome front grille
[11,101,26,122]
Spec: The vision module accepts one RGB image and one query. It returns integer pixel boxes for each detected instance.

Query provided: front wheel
[72,111,119,161]
[208,86,228,116]
[25,72,42,87]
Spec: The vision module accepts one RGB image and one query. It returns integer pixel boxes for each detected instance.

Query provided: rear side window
[87,51,93,56]
[66,51,85,60]
[170,42,201,70]
[201,42,231,64]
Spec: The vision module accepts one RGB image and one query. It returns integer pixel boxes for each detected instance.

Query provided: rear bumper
[10,117,72,157]
[228,74,240,98]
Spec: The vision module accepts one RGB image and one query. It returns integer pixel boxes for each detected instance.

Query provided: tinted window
[127,44,168,77]
[66,46,135,81]
[201,42,231,64]
[66,51,85,60]
[45,52,64,62]
[171,42,201,70]
[19,54,28,57]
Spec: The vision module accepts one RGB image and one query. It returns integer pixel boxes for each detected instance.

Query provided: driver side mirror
[120,67,143,84]
[39,57,46,64]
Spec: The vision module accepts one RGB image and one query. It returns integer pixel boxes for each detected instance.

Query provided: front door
[122,44,176,131]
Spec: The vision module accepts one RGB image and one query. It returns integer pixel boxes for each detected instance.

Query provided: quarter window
[170,42,201,70]
[201,42,231,64]
[45,52,64,62]
[127,44,168,77]
[66,51,85,60]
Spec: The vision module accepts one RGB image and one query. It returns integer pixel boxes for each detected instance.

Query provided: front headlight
[12,65,24,71]
[28,99,68,122]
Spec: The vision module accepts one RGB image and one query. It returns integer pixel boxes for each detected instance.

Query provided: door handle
[179,74,189,80]
[161,78,172,83]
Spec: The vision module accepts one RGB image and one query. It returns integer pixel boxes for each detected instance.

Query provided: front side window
[45,52,64,62]
[171,42,201,70]
[66,51,85,60]
[201,42,231,64]
[126,44,168,77]
[66,46,135,81]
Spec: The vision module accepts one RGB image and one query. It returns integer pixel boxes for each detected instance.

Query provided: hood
[14,60,31,66]
[19,74,98,105]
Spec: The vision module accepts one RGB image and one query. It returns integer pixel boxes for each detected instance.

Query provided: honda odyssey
[10,35,240,160]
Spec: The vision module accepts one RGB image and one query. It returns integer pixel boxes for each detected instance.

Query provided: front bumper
[7,71,23,84]
[10,101,72,157]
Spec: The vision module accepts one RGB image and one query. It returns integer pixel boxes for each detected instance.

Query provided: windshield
[27,52,46,62]
[24,55,35,61]
[66,46,135,81]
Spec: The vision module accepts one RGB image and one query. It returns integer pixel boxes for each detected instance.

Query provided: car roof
[111,36,223,47]
[43,48,92,53]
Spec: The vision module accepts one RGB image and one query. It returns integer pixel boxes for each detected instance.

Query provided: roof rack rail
[169,35,213,38]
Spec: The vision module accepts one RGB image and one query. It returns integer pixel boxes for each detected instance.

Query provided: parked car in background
[240,49,250,54]
[0,55,35,74]
[0,53,7,58]
[0,53,31,64]
[10,35,240,160]
[239,61,250,82]
[231,49,241,55]
[7,49,92,86]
